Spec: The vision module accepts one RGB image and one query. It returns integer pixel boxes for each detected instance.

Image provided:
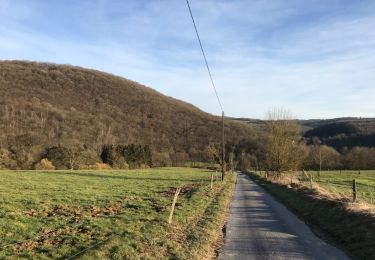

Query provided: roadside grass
[310,170,375,205]
[256,170,375,206]
[246,171,375,260]
[0,168,235,259]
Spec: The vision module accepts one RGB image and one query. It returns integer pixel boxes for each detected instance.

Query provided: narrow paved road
[219,173,350,260]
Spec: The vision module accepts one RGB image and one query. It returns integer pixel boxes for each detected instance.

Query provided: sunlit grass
[308,170,375,204]
[0,168,233,259]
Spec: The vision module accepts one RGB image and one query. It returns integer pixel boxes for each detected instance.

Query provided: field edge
[185,173,237,260]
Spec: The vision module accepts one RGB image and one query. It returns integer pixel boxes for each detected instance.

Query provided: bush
[113,157,129,169]
[35,158,55,170]
[95,163,111,170]
[100,144,152,169]
[44,146,72,169]
[0,148,17,169]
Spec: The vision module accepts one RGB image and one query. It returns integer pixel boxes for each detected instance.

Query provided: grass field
[304,170,375,205]
[0,168,235,259]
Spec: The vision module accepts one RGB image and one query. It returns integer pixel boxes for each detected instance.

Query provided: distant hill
[301,118,375,150]
[0,60,255,168]
[233,117,375,151]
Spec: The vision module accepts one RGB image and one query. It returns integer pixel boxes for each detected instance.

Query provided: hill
[233,117,375,151]
[0,60,255,169]
[301,118,375,150]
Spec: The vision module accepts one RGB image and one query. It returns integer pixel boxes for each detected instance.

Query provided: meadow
[306,170,375,205]
[0,168,235,259]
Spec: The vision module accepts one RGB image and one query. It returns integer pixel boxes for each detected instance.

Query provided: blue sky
[0,0,374,119]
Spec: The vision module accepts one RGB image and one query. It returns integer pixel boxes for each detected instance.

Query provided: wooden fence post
[352,179,357,202]
[210,173,214,189]
[168,187,181,224]
[310,174,313,190]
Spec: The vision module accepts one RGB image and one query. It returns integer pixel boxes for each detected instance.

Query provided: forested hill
[0,60,255,169]
[234,117,375,151]
[302,118,375,149]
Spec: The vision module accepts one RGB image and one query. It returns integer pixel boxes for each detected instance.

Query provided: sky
[0,0,374,119]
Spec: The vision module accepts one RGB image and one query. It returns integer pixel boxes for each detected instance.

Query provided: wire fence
[253,170,375,205]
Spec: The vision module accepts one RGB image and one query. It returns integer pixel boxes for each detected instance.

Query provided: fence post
[310,174,313,190]
[352,179,357,202]
[210,172,214,189]
[168,187,181,224]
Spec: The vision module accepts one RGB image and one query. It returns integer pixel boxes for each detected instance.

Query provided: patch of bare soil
[88,204,122,217]
[47,205,83,218]
[159,184,200,197]
[14,226,93,251]
[24,202,126,220]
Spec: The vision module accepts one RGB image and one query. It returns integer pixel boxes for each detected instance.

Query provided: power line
[185,0,223,112]
[186,0,227,180]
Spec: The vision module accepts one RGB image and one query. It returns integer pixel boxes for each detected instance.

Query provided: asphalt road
[219,172,350,260]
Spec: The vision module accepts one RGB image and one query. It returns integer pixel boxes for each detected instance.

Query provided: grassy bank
[309,170,375,205]
[0,168,236,259]
[245,171,375,260]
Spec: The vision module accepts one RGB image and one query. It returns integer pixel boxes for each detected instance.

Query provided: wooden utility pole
[319,146,322,177]
[221,111,226,181]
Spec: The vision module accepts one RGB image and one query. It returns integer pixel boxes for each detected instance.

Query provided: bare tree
[305,145,341,171]
[263,108,304,178]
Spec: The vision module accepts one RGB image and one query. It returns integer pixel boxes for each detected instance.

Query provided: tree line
[0,144,153,170]
[236,109,375,175]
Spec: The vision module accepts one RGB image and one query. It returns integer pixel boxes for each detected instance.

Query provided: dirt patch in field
[24,209,39,217]
[14,241,38,251]
[88,203,122,217]
[160,184,200,197]
[152,204,167,213]
[47,205,83,218]
[14,225,93,252]
[38,227,76,246]
[24,203,125,220]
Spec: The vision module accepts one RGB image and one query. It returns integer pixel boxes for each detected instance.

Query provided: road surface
[219,172,350,260]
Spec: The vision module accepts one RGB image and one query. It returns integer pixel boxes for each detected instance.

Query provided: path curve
[219,172,350,260]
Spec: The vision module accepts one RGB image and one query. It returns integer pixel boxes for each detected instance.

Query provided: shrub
[100,144,152,169]
[0,148,17,169]
[44,146,72,169]
[113,157,129,169]
[35,158,55,170]
[95,162,111,170]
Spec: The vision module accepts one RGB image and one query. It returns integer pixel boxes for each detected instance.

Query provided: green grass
[0,168,235,259]
[246,171,375,260]
[303,170,375,204]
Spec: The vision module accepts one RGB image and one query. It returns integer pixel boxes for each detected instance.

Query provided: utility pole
[222,111,226,181]
[319,146,322,177]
